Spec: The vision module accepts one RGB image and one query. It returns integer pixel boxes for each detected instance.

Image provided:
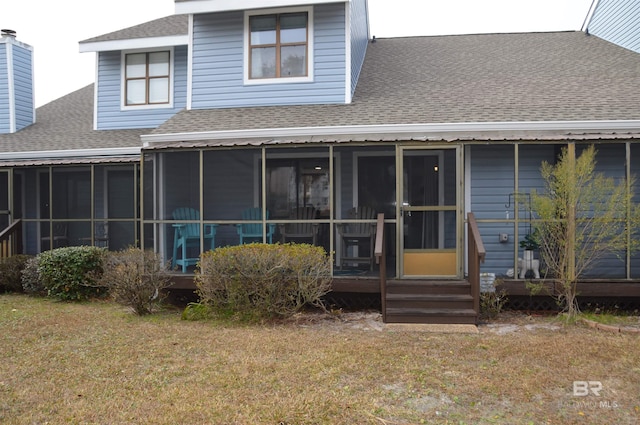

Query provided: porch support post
[626,142,631,279]
[48,166,53,251]
[139,154,145,250]
[262,147,267,242]
[329,145,334,266]
[199,149,204,252]
[90,165,95,245]
[395,144,402,277]
[513,143,520,277]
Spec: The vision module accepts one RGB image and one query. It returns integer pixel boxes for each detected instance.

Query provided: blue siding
[12,44,34,131]
[96,46,188,130]
[349,0,369,97]
[190,3,347,109]
[588,0,640,53]
[0,41,33,134]
[470,145,517,275]
[580,144,628,278]
[0,44,8,133]
[472,143,632,278]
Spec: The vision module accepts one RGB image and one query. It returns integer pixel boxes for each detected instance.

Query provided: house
[2,0,640,323]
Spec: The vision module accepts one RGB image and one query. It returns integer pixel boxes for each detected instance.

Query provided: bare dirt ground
[287,309,640,334]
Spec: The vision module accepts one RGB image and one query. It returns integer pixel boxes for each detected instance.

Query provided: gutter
[141,120,640,146]
[0,147,141,161]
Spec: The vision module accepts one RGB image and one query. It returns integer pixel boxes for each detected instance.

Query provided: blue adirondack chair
[236,207,276,244]
[171,207,217,273]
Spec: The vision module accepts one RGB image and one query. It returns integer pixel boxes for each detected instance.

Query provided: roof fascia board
[79,35,188,53]
[582,0,601,32]
[141,120,640,145]
[175,0,347,14]
[0,147,141,161]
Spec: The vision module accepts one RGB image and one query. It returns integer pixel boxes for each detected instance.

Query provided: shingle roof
[152,31,640,136]
[80,14,188,44]
[0,84,148,155]
[4,30,640,160]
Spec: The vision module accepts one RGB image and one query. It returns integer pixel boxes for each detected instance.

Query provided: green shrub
[0,255,32,293]
[181,302,213,321]
[21,255,45,295]
[195,243,332,320]
[100,247,172,315]
[39,246,106,301]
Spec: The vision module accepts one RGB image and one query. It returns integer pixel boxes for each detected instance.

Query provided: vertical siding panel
[588,0,640,53]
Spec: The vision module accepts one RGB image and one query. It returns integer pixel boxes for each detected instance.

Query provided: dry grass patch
[1,295,639,424]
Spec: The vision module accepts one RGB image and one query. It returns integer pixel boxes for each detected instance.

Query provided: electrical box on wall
[499,233,508,243]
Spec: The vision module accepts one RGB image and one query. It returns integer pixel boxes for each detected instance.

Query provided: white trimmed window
[123,50,172,107]
[245,7,313,84]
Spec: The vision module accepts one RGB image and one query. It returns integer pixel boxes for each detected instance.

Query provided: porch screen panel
[162,151,201,270]
[163,151,200,217]
[143,154,155,221]
[403,152,456,251]
[51,168,91,244]
[203,149,260,247]
[356,152,396,219]
[0,172,8,229]
[266,149,330,250]
[105,166,137,250]
[266,155,330,219]
[203,150,259,220]
[51,168,91,219]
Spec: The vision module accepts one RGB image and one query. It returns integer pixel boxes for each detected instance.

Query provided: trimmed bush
[195,243,332,320]
[100,247,172,315]
[0,255,32,293]
[21,255,45,295]
[39,246,106,301]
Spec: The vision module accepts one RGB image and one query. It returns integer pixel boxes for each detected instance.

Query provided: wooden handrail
[0,219,23,259]
[374,213,386,321]
[467,213,485,319]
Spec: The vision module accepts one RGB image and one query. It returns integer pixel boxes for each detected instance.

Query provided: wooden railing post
[0,219,23,259]
[374,213,386,321]
[467,213,486,319]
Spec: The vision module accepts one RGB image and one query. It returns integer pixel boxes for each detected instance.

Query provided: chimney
[1,29,35,134]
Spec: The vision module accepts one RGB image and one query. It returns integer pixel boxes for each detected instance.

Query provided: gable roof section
[0,84,148,161]
[79,14,189,52]
[145,31,640,146]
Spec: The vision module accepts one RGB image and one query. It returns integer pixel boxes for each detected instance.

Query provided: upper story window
[124,51,171,106]
[245,7,314,85]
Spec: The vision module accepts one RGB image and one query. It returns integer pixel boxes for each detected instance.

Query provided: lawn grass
[1,294,639,424]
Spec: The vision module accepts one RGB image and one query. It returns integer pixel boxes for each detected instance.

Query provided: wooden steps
[384,279,477,324]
